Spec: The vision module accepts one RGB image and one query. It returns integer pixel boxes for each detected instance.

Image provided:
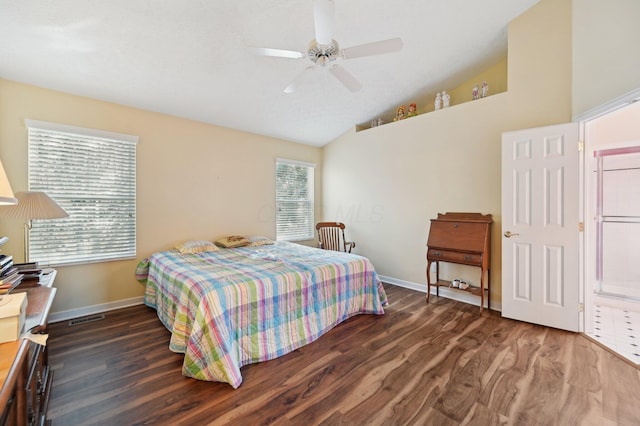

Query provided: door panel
[514,242,532,300]
[502,123,580,331]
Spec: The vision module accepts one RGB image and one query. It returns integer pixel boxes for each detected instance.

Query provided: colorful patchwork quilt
[144,241,388,388]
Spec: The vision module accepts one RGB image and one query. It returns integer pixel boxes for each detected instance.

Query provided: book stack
[0,255,23,294]
[14,262,42,281]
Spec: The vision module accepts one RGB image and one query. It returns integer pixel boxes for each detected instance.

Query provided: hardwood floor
[47,284,640,425]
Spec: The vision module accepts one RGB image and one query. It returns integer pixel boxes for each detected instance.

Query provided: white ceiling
[0,0,539,147]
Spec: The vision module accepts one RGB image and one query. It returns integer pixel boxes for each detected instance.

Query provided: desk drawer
[427,221,489,252]
[427,249,482,266]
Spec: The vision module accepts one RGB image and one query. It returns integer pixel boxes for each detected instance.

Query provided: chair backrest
[315,222,354,253]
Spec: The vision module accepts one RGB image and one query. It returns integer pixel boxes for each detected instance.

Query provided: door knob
[504,231,520,238]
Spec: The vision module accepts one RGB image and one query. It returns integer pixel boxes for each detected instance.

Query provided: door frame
[574,88,640,333]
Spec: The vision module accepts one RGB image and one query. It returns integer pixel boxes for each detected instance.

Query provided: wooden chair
[315,222,356,253]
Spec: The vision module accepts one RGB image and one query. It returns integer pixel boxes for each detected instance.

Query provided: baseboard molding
[379,275,502,312]
[379,275,427,294]
[48,276,502,323]
[49,296,145,323]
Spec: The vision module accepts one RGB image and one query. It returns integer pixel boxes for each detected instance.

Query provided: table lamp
[0,191,68,262]
[0,159,17,206]
[0,159,17,302]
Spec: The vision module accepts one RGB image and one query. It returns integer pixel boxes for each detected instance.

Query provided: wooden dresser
[0,270,57,426]
[426,212,492,312]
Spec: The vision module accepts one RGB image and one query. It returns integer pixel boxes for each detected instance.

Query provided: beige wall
[572,0,640,116]
[1,0,635,315]
[506,0,573,127]
[0,79,322,315]
[322,0,573,307]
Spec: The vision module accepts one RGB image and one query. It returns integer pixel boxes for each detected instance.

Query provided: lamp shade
[0,160,17,205]
[0,191,68,220]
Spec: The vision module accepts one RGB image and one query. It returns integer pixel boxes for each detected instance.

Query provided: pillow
[247,235,275,247]
[175,240,219,254]
[215,235,251,248]
[135,257,150,284]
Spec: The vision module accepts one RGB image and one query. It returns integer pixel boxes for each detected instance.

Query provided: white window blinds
[26,119,137,266]
[275,158,315,241]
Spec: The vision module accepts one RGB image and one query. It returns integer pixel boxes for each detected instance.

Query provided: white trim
[379,275,502,312]
[25,119,139,144]
[573,88,640,123]
[275,157,316,168]
[578,120,586,333]
[380,275,427,293]
[49,296,145,323]
[47,275,505,324]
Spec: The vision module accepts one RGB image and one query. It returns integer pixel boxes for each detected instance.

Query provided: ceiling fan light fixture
[307,40,339,66]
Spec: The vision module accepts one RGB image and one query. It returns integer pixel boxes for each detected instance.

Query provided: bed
[143,240,388,388]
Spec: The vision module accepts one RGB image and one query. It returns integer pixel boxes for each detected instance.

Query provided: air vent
[68,313,105,326]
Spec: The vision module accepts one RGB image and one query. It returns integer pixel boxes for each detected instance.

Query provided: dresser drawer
[427,249,482,266]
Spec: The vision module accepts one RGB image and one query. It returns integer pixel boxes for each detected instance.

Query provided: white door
[501,123,580,331]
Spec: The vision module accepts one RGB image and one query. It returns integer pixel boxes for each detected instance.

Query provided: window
[275,158,315,241]
[26,119,137,266]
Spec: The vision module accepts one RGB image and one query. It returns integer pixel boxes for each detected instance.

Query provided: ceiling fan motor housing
[307,40,340,66]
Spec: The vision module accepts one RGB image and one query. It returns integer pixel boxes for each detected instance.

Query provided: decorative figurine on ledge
[481,81,488,98]
[394,105,406,121]
[442,91,450,108]
[370,117,384,128]
[407,103,417,117]
[434,92,442,110]
[472,84,480,100]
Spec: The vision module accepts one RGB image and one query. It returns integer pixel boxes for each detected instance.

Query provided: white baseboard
[379,275,502,312]
[49,296,145,323]
[48,275,502,323]
[379,275,427,294]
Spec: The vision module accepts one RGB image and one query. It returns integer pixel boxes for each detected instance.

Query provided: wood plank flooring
[46,284,640,425]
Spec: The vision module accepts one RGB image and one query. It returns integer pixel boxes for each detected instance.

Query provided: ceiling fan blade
[284,66,316,94]
[341,37,404,60]
[314,0,334,46]
[248,47,306,59]
[329,64,362,92]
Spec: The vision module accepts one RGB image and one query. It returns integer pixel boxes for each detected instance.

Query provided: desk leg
[426,260,431,303]
[435,261,439,297]
[480,272,484,313]
[487,269,490,311]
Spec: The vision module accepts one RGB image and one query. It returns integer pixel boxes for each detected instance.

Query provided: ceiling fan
[249,0,403,93]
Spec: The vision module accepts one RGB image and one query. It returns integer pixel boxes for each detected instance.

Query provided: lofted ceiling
[0,0,539,147]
